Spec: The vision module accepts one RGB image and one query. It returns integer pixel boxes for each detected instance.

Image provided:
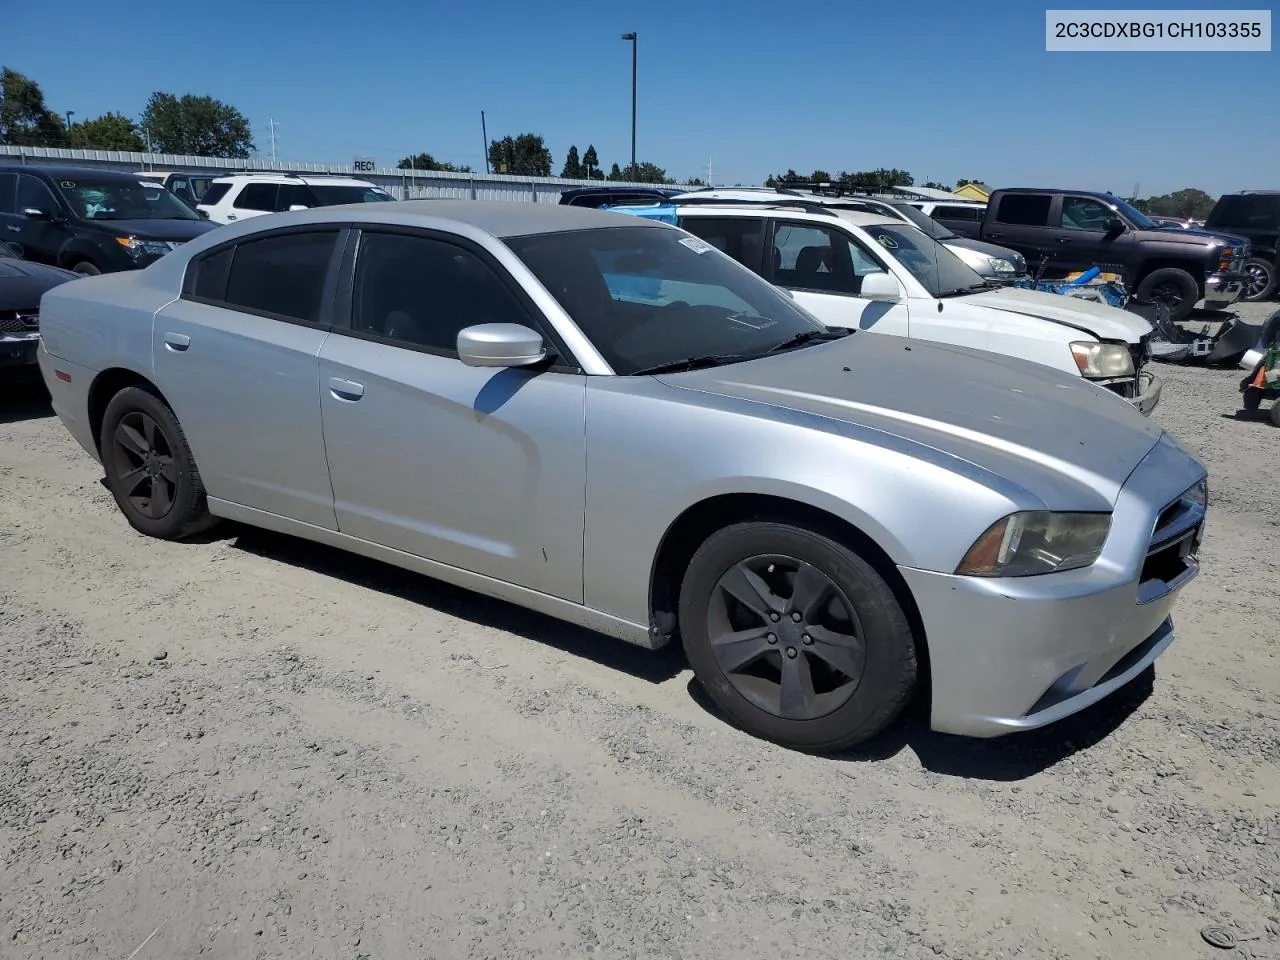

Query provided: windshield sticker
[678,236,715,255]
[60,181,76,189]
[875,234,899,250]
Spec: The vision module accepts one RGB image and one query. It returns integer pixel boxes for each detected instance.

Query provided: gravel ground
[1,301,1277,960]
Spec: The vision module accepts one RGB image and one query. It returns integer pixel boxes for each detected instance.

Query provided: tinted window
[351,232,529,352]
[0,173,16,214]
[994,194,1051,226]
[1060,196,1115,231]
[278,184,314,210]
[190,177,215,201]
[200,182,231,206]
[507,225,826,375]
[222,231,338,321]
[306,185,393,205]
[185,246,234,301]
[678,217,767,273]
[1208,194,1280,231]
[771,222,886,295]
[935,205,982,221]
[862,223,985,298]
[234,183,278,211]
[53,176,201,221]
[16,175,59,215]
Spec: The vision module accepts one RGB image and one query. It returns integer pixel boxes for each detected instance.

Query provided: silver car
[35,200,1207,752]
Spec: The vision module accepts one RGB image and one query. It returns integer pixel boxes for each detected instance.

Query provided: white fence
[0,146,698,202]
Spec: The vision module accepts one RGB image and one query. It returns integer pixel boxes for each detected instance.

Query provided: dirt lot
[2,301,1277,960]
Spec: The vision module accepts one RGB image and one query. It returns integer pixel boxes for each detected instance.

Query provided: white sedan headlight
[986,257,1017,274]
[1070,341,1134,378]
[956,511,1112,577]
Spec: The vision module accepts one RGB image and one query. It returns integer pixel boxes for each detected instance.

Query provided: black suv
[559,185,684,208]
[1205,190,1280,301]
[0,165,219,275]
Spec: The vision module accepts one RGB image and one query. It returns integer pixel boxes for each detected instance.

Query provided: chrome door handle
[1056,237,1072,244]
[163,332,190,351]
[225,214,237,221]
[328,377,364,401]
[5,225,19,233]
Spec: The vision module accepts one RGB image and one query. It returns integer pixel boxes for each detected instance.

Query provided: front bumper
[1131,369,1162,416]
[1204,271,1245,310]
[0,333,39,369]
[902,433,1205,738]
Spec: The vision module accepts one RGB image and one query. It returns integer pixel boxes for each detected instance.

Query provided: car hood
[1138,225,1249,248]
[944,236,1026,265]
[88,219,219,242]
[657,333,1164,509]
[959,287,1152,342]
[0,256,78,305]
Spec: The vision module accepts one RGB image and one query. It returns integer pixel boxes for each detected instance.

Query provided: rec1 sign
[353,157,376,173]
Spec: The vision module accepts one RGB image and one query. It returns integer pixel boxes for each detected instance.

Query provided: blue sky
[6,0,1276,194]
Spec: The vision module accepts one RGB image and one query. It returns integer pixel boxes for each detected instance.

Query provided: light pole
[65,110,74,133]
[621,32,636,179]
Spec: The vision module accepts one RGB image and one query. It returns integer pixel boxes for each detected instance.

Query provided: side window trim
[16,174,60,215]
[767,219,868,298]
[177,225,347,329]
[333,224,583,373]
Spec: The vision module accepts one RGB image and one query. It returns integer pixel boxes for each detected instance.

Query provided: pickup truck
[971,188,1250,321]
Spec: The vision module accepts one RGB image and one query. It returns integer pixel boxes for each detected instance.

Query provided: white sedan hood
[961,287,1153,343]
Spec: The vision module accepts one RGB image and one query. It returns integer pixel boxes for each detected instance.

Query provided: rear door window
[678,216,768,274]
[994,194,1052,227]
[200,182,231,206]
[219,231,339,322]
[233,183,278,211]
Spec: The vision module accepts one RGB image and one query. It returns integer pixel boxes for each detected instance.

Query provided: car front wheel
[1242,257,1277,302]
[1135,267,1200,322]
[678,521,918,752]
[100,386,216,540]
[73,261,102,276]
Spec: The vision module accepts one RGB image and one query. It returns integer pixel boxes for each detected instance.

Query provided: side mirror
[859,271,904,301]
[287,204,310,212]
[1104,217,1124,236]
[22,207,52,221]
[457,323,548,368]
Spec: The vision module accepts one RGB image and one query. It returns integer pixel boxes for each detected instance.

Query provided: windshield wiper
[765,326,853,354]
[630,353,746,376]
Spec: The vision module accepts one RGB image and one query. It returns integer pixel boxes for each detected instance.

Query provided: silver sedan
[36,200,1207,752]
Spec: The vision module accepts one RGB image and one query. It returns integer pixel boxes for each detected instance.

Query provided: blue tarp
[601,203,679,225]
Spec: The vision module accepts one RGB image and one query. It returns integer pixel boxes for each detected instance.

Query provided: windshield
[506,225,830,375]
[1107,196,1158,230]
[307,185,394,205]
[57,177,203,221]
[862,222,985,298]
[886,202,956,240]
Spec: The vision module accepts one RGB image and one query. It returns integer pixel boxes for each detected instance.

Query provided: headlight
[986,257,1017,274]
[1070,341,1134,378]
[115,236,173,258]
[956,511,1112,577]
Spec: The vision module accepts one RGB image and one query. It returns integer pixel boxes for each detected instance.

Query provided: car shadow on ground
[225,525,687,685]
[0,377,52,425]
[687,664,1154,782]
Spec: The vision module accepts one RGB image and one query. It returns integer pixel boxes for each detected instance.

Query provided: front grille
[0,310,38,334]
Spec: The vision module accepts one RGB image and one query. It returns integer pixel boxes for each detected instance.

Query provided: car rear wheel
[1135,267,1199,322]
[678,521,917,752]
[100,386,216,540]
[73,261,102,276]
[1242,257,1277,302]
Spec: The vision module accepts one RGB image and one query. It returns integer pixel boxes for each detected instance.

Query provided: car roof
[211,173,379,187]
[0,164,146,181]
[673,202,902,228]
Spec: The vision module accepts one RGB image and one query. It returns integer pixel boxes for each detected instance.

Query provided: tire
[1242,386,1263,412]
[1135,267,1200,322]
[99,385,216,540]
[73,261,102,276]
[1270,401,1280,428]
[1242,257,1277,302]
[678,521,917,753]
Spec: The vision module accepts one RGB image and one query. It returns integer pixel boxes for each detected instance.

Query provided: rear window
[200,182,231,206]
[994,194,1051,226]
[1208,194,1280,231]
[935,205,983,221]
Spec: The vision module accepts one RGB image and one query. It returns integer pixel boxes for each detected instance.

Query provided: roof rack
[221,170,365,180]
[671,197,839,217]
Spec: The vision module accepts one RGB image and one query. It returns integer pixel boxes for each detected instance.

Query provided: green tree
[1139,187,1215,220]
[621,161,669,184]
[69,112,145,152]
[955,178,982,189]
[810,169,832,183]
[140,92,254,158]
[606,162,624,181]
[582,144,602,179]
[684,176,707,187]
[487,133,552,176]
[763,168,802,187]
[397,152,470,172]
[560,144,584,179]
[922,180,952,191]
[0,67,67,147]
